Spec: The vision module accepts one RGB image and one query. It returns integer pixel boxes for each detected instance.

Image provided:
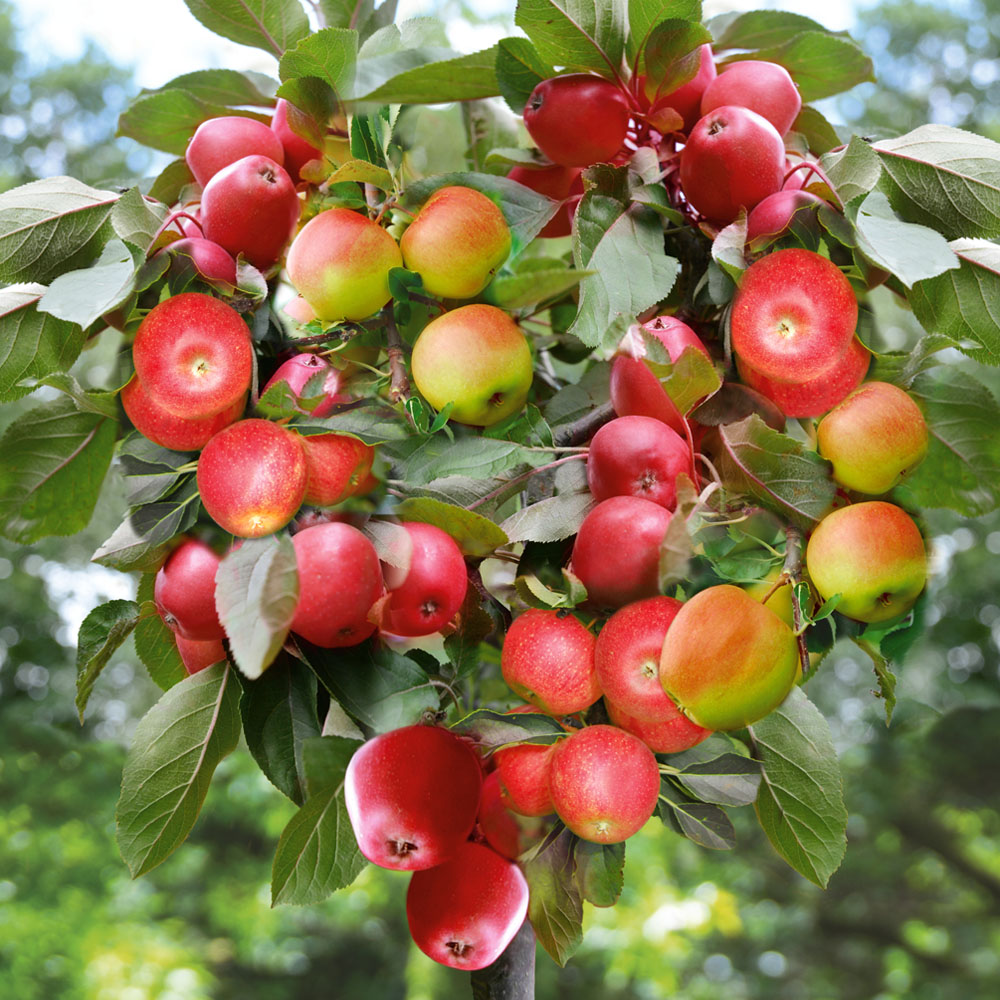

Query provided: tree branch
[783,524,811,679]
[553,400,616,446]
[382,305,410,403]
[470,920,535,1000]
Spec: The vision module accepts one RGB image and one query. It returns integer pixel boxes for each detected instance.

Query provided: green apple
[410,304,532,426]
[805,501,927,623]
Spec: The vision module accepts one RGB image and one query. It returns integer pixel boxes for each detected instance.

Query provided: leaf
[75,600,142,722]
[354,46,500,104]
[117,434,194,506]
[822,135,882,205]
[573,839,624,908]
[483,268,590,311]
[868,334,953,388]
[393,497,508,557]
[642,20,711,95]
[28,372,118,418]
[215,535,300,681]
[671,752,762,807]
[240,655,321,804]
[851,636,898,725]
[748,686,847,887]
[627,0,703,64]
[657,781,736,850]
[148,67,278,106]
[279,26,357,99]
[134,574,187,691]
[0,176,118,284]
[0,397,117,544]
[324,159,394,190]
[522,825,583,966]
[791,105,841,157]
[711,9,829,50]
[874,125,1000,240]
[111,186,169,250]
[495,36,553,114]
[711,211,748,281]
[658,473,698,590]
[399,437,532,485]
[148,159,196,205]
[450,708,565,756]
[909,239,1000,367]
[0,284,87,403]
[717,415,836,530]
[38,239,140,329]
[183,0,311,57]
[647,343,723,416]
[271,735,367,905]
[515,0,626,77]
[501,492,594,544]
[116,663,241,877]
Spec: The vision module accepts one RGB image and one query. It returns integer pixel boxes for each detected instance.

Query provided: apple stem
[149,210,204,247]
[783,524,813,678]
[382,305,411,405]
[469,919,536,1000]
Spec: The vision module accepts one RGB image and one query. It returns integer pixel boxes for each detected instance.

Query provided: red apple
[175,634,226,675]
[494,741,556,817]
[185,114,285,187]
[270,98,322,183]
[154,536,225,641]
[157,236,238,290]
[605,699,710,754]
[300,433,375,507]
[506,164,583,238]
[262,353,346,417]
[701,60,802,136]
[641,44,717,133]
[477,771,530,860]
[745,189,827,248]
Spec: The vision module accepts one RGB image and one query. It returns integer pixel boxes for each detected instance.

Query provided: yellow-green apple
[701,60,802,136]
[154,537,225,641]
[570,496,672,608]
[201,155,300,271]
[742,567,796,628]
[285,207,402,321]
[185,115,285,187]
[587,414,692,510]
[604,699,710,753]
[494,741,556,817]
[805,501,927,623]
[817,381,929,494]
[289,520,383,647]
[132,292,253,419]
[299,433,374,507]
[400,186,511,299]
[262,353,345,417]
[548,725,661,843]
[175,634,226,675]
[500,608,600,715]
[506,164,583,238]
[270,98,322,183]
[410,304,533,426]
[523,74,630,167]
[638,44,716,133]
[659,584,799,730]
[406,840,529,970]
[197,419,308,537]
[731,248,858,383]
[345,724,482,870]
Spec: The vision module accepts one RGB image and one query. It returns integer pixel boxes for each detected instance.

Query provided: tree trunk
[470,920,535,1000]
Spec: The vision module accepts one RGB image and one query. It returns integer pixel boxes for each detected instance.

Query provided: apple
[506,164,583,238]
[570,496,673,608]
[406,840,529,970]
[410,304,533,426]
[604,699,710,754]
[344,724,482,870]
[523,74,630,167]
[132,292,253,419]
[745,189,827,249]
[185,114,285,187]
[380,521,468,637]
[659,584,799,730]
[639,44,717,133]
[201,154,300,271]
[154,537,225,641]
[270,98,322,183]
[300,433,374,507]
[197,419,308,537]
[477,771,539,860]
[742,567,796,629]
[400,186,511,299]
[587,415,692,510]
[679,106,786,224]
[175,634,226,675]
[730,248,858,384]
[494,740,557,817]
[805,501,927,623]
[289,521,383,647]
[262,353,346,417]
[817,381,929,494]
[285,207,403,321]
[500,609,600,715]
[701,60,802,136]
[548,725,661,843]
[121,376,245,452]
[156,237,237,291]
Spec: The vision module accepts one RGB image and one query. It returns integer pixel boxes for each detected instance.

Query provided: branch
[382,305,410,403]
[470,920,535,1000]
[783,524,811,679]
[553,400,616,446]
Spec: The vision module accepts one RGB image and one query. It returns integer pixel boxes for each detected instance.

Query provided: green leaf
[522,825,583,966]
[271,735,367,905]
[393,497,508,557]
[0,397,117,544]
[319,0,372,30]
[240,655,321,804]
[496,36,553,114]
[215,535,300,681]
[324,159,394,190]
[868,334,953,387]
[150,68,278,106]
[711,211,748,281]
[183,0,311,57]
[657,781,736,849]
[279,26,358,99]
[27,372,118,418]
[711,9,829,50]
[134,574,188,691]
[75,600,142,722]
[111,186,169,251]
[0,176,118,285]
[117,663,241,877]
[501,492,595,543]
[791,105,841,157]
[717,415,836,530]
[399,437,532,485]
[642,20,711,95]
[823,134,882,205]
[296,403,411,444]
[851,636,898,725]
[484,268,590,311]
[670,752,762,807]
[874,125,1000,241]
[574,839,624,908]
[148,159,196,205]
[909,239,1000,367]
[117,434,194,506]
[38,239,140,329]
[515,0,626,78]
[0,284,87,403]
[626,0,702,65]
[450,708,565,755]
[749,686,847,887]
[354,46,499,103]
[648,344,723,416]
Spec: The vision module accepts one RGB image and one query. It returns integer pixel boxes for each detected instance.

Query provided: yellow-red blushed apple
[299,433,374,507]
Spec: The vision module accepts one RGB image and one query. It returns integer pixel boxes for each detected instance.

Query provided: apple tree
[1,0,998,995]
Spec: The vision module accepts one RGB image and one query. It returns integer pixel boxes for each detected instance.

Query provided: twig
[467,454,587,511]
[553,400,616,446]
[783,524,812,678]
[382,305,410,403]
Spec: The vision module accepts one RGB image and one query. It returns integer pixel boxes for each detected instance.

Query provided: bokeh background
[2,1,999,998]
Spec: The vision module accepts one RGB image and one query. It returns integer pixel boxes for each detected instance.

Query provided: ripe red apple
[300,433,374,507]
[805,501,927,623]
[132,292,253,419]
[400,186,511,299]
[494,740,556,817]
[659,584,799,731]
[121,376,245,452]
[201,154,300,271]
[587,415,692,510]
[154,536,225,641]
[270,98,322,183]
[604,699,710,754]
[679,106,786,224]
[570,496,673,608]
[735,335,871,419]
[701,60,802,136]
[285,207,402,321]
[730,248,858,383]
[506,164,583,238]
[410,304,533,426]
[156,237,237,290]
[640,43,717,133]
[745,189,827,248]
[185,114,285,187]
[523,74,630,167]
[548,725,661,843]
[500,609,600,715]
[197,419,308,537]
[380,521,468,637]
[289,521,383,647]
[262,353,345,417]
[817,381,929,494]
[406,840,529,970]
[344,724,482,870]
[175,634,226,675]
[477,771,531,860]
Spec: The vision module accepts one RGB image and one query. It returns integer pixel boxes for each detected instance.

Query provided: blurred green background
[2,1,999,997]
